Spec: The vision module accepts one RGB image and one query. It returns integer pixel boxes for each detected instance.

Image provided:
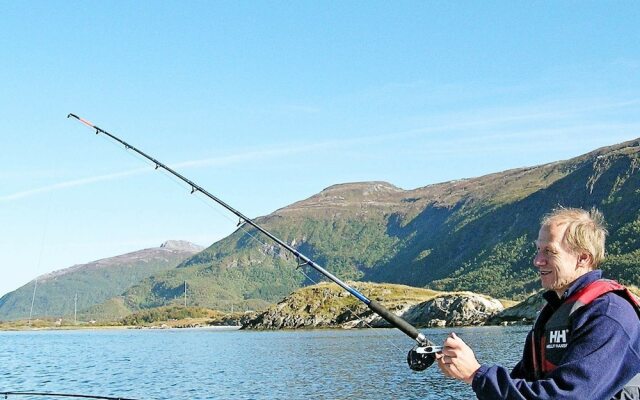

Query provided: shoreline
[0,320,531,332]
[0,324,243,332]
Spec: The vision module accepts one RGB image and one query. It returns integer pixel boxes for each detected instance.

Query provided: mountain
[0,241,203,321]
[107,138,640,312]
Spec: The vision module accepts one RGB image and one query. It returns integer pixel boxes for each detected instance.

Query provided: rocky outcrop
[244,307,336,329]
[160,240,204,252]
[488,292,544,325]
[209,312,258,327]
[403,292,505,327]
[242,283,505,330]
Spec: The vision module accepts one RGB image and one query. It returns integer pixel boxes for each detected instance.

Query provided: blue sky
[1,2,639,298]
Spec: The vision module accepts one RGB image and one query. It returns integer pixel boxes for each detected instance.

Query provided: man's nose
[533,252,545,268]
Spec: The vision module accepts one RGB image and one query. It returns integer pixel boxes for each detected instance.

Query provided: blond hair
[541,207,608,268]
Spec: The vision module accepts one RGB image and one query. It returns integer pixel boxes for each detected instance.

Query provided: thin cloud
[277,104,322,114]
[0,167,150,202]
[3,97,638,202]
[397,98,640,139]
[0,141,346,202]
[301,97,640,154]
[172,143,330,169]
[400,122,640,159]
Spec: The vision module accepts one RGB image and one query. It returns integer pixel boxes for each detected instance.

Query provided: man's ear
[577,252,593,268]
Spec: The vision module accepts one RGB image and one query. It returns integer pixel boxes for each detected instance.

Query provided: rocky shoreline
[242,282,540,330]
[1,283,542,331]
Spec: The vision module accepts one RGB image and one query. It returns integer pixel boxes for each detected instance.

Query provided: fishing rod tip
[67,113,95,128]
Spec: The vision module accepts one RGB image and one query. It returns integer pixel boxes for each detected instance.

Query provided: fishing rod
[1,391,138,400]
[67,113,439,371]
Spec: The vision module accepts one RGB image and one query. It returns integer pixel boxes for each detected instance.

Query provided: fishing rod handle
[368,300,429,345]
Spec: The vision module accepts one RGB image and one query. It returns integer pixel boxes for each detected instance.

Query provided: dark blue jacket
[472,270,640,399]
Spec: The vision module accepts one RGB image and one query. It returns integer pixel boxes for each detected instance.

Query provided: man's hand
[436,332,481,385]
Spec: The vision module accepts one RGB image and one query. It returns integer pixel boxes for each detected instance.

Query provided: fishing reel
[407,342,442,371]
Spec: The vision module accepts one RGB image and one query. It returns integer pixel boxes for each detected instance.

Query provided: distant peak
[160,240,204,252]
[273,181,406,215]
[320,181,403,194]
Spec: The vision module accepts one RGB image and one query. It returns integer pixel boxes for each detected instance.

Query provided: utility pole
[74,292,78,324]
[184,281,187,308]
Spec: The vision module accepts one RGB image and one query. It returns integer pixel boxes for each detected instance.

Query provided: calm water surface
[0,326,529,399]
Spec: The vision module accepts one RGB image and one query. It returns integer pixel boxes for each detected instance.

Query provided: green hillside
[0,241,202,320]
[111,138,640,311]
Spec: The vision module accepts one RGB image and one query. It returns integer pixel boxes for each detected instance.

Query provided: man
[436,207,640,399]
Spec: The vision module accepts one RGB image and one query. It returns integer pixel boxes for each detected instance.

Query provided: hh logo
[549,329,569,344]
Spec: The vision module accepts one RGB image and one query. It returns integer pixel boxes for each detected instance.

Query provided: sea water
[0,325,528,399]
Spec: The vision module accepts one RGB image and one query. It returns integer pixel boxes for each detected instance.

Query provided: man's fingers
[436,358,451,377]
[437,356,464,380]
[441,348,458,357]
[437,362,454,378]
[444,336,464,349]
[441,355,456,364]
[437,332,479,384]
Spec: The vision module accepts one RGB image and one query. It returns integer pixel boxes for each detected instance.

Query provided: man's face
[533,222,588,295]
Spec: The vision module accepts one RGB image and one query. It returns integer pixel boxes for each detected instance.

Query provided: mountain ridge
[37,240,204,283]
[0,241,203,320]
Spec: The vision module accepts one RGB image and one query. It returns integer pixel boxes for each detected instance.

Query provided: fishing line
[154,155,416,357]
[0,391,138,400]
[150,155,402,350]
[99,136,274,266]
[68,113,440,372]
[95,135,303,274]
[141,159,277,268]
[91,134,298,306]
